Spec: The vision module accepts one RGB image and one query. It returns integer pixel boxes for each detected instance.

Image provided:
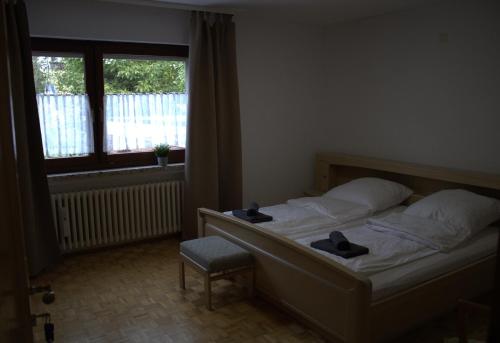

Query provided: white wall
[26,0,189,45]
[235,15,325,205]
[321,0,500,173]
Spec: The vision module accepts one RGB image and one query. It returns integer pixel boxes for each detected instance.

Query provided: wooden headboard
[314,152,500,200]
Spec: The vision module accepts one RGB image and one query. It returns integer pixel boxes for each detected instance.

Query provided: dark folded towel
[329,231,351,251]
[232,209,273,223]
[311,239,369,259]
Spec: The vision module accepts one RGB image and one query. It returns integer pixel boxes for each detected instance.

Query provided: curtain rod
[98,0,238,15]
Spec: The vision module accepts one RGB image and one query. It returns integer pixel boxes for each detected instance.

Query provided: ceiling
[121,0,446,25]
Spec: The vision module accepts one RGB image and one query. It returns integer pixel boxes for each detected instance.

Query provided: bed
[197,152,500,342]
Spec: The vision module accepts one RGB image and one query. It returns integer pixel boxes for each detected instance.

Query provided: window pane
[32,54,94,159]
[103,56,187,154]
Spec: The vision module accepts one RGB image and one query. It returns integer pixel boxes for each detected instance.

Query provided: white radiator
[51,181,183,253]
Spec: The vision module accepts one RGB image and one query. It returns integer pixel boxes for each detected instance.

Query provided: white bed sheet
[295,207,440,274]
[257,204,340,237]
[225,204,339,238]
[225,198,372,239]
[278,205,404,240]
[370,226,498,301]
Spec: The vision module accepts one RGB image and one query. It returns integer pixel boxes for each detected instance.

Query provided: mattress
[293,206,498,299]
[228,202,498,300]
[370,225,498,301]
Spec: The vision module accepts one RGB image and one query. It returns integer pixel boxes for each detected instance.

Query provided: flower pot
[157,156,168,167]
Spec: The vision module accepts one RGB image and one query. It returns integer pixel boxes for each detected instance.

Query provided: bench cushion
[180,236,253,272]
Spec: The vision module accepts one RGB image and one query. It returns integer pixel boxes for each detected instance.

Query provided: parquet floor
[31,238,488,343]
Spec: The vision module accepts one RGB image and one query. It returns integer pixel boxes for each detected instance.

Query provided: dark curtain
[489,232,500,342]
[183,11,243,239]
[5,0,60,275]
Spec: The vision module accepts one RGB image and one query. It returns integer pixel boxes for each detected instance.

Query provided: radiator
[51,181,183,253]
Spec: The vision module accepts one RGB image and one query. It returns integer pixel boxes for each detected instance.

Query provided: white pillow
[404,189,500,238]
[324,177,413,212]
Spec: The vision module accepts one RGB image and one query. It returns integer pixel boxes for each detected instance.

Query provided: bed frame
[197,152,500,342]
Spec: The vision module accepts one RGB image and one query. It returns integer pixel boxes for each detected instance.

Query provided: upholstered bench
[179,236,254,310]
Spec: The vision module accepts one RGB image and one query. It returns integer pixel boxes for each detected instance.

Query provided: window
[31,38,188,173]
[103,56,187,154]
[33,53,94,158]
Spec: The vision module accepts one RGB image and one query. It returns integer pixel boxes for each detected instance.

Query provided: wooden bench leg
[204,274,212,310]
[248,268,255,298]
[179,260,185,290]
[457,299,491,343]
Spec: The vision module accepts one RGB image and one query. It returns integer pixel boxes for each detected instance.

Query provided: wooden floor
[31,238,488,343]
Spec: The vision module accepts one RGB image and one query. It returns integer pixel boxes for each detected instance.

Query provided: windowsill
[48,163,184,181]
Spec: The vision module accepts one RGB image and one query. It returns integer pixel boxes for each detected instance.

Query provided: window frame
[31,38,188,174]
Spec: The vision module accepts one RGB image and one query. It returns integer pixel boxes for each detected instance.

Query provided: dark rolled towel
[246,201,260,216]
[329,231,351,251]
[249,201,259,210]
[310,240,369,259]
[232,209,273,224]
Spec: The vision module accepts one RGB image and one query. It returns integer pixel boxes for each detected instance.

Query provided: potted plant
[153,144,170,167]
